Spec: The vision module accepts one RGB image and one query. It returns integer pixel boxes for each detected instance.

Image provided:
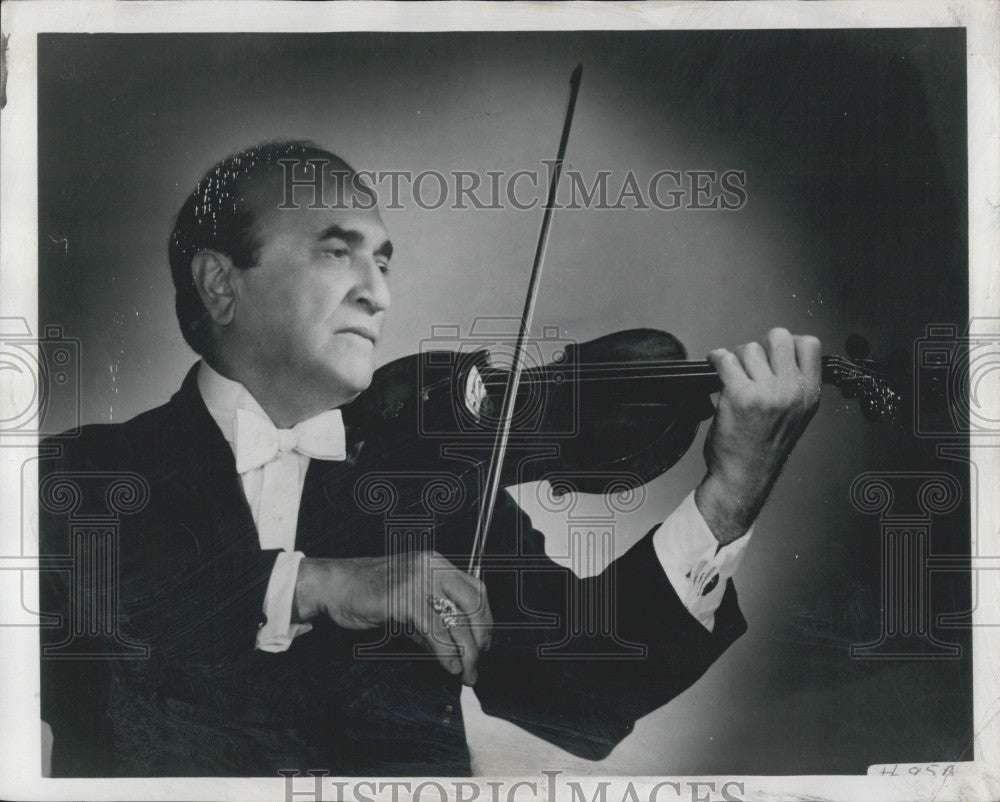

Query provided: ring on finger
[427,594,461,629]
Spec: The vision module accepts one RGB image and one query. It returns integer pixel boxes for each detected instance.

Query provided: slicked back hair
[168,141,357,355]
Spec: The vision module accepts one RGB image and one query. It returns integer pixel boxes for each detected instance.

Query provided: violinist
[39,141,821,777]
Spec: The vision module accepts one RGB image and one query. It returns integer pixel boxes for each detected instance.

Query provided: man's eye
[323,247,349,259]
[377,262,391,276]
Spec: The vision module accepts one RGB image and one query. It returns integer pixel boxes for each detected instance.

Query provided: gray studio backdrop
[38,30,970,774]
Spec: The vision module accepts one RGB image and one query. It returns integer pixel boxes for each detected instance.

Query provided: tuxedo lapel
[158,364,260,555]
[294,434,364,558]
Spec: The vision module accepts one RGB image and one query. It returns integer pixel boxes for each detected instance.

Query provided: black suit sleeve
[473,491,746,760]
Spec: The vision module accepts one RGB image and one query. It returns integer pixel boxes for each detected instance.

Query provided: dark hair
[168,140,356,355]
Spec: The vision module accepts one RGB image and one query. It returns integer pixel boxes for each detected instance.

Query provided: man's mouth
[338,326,378,344]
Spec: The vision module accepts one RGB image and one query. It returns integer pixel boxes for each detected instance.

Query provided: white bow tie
[233,407,347,473]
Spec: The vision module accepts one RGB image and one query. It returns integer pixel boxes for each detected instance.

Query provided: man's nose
[350,256,391,314]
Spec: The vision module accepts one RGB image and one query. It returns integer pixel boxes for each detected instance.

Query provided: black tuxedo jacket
[40,365,746,777]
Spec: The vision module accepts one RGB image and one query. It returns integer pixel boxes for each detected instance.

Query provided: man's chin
[323,365,375,405]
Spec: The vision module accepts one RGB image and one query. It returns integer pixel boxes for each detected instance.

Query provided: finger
[733,341,773,382]
[445,570,493,648]
[763,327,796,376]
[794,335,822,386]
[443,571,493,653]
[440,607,480,686]
[428,586,480,685]
[414,594,463,677]
[707,348,752,390]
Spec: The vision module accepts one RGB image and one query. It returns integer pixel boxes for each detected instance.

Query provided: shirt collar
[196,360,273,446]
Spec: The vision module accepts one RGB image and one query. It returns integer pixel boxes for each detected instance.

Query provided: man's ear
[191,250,237,326]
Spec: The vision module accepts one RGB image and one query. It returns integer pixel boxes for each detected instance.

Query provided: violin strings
[407,355,894,403]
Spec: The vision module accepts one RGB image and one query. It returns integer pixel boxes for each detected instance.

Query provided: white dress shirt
[198,362,315,652]
[196,361,752,653]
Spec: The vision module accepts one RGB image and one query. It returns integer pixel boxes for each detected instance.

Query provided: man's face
[227,173,392,409]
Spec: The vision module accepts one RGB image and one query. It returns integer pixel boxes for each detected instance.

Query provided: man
[40,141,821,776]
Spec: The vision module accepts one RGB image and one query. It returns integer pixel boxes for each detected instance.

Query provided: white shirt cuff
[652,491,753,632]
[255,550,313,653]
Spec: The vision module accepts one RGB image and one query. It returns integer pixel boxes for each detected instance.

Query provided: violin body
[341,329,718,496]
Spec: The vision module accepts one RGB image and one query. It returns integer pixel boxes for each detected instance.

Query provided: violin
[341,328,903,540]
[343,327,902,489]
[341,65,905,578]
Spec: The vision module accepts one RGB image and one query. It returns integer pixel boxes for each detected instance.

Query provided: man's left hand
[696,327,822,544]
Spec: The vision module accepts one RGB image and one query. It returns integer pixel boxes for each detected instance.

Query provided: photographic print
[1,2,997,801]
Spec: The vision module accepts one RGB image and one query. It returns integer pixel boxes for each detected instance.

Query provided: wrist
[292,558,325,623]
[695,472,760,545]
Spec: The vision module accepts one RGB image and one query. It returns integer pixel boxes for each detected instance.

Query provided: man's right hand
[293,552,492,686]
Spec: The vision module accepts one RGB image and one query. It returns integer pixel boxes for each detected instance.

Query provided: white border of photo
[1,2,997,800]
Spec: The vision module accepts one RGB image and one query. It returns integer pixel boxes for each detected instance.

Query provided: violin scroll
[823,335,904,422]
